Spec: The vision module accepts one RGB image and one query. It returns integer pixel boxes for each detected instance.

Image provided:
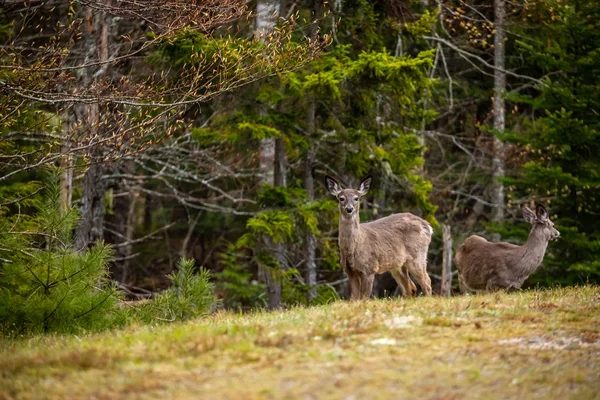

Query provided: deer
[455,203,560,293]
[325,175,433,300]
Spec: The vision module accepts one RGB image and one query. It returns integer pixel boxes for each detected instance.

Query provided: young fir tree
[0,176,125,335]
[136,257,216,323]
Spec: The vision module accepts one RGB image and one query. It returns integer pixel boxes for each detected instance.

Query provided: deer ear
[522,205,536,224]
[535,204,548,222]
[358,176,372,196]
[325,175,341,196]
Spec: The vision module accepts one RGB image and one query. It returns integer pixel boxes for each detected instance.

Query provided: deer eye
[339,196,345,202]
[353,196,359,202]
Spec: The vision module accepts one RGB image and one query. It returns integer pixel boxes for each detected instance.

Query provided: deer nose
[344,206,354,214]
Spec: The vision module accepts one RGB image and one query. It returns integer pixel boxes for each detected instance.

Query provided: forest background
[1,0,599,333]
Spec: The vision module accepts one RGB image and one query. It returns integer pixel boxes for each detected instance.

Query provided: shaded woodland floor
[1,286,599,399]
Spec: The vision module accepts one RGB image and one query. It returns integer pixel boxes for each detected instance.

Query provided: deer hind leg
[408,259,432,296]
[359,273,375,300]
[458,273,470,295]
[391,267,416,297]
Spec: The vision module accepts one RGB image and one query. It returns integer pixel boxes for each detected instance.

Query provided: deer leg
[360,273,375,299]
[409,260,432,296]
[347,271,361,301]
[486,279,508,292]
[404,265,418,296]
[458,273,470,295]
[391,268,416,297]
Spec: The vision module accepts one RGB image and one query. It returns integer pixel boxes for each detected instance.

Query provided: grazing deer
[325,175,433,300]
[455,204,560,293]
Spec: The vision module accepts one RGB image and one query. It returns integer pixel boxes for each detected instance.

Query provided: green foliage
[136,258,216,323]
[281,274,340,306]
[146,24,321,97]
[200,8,439,308]
[215,243,266,310]
[237,122,281,140]
[401,10,437,38]
[245,211,296,245]
[0,179,124,336]
[503,0,600,285]
[339,0,385,50]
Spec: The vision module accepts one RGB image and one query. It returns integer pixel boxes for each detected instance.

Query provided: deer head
[325,175,372,220]
[522,204,560,241]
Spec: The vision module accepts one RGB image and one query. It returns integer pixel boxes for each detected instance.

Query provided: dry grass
[1,286,599,399]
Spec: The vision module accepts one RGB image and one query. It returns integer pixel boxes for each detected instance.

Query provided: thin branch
[423,35,545,85]
[109,221,177,248]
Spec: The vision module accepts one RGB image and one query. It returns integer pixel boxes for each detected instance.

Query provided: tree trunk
[304,0,320,303]
[304,143,317,302]
[256,0,280,189]
[75,4,111,250]
[441,224,453,296]
[491,0,506,223]
[256,0,283,309]
[180,211,201,259]
[59,115,73,216]
[110,163,139,283]
[76,163,107,250]
[259,139,276,186]
[274,137,286,187]
[272,132,287,306]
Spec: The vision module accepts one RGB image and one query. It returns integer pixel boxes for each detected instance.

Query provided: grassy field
[1,286,599,400]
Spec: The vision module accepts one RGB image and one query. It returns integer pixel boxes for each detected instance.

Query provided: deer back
[341,213,432,275]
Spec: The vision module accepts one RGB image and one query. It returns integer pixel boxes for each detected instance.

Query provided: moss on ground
[1,286,599,399]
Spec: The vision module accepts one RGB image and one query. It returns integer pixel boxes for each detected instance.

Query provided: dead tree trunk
[441,224,453,296]
[491,0,506,224]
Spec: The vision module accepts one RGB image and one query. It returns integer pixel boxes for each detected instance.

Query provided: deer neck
[338,214,363,254]
[518,227,549,274]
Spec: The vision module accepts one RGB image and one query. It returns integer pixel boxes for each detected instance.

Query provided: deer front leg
[347,270,361,301]
[359,273,375,300]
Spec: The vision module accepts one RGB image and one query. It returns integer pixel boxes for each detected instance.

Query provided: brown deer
[325,175,433,300]
[455,204,560,293]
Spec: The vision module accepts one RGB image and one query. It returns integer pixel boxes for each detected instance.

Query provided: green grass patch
[1,286,599,399]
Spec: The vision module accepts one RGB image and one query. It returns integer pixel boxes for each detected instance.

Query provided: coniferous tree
[502,0,600,285]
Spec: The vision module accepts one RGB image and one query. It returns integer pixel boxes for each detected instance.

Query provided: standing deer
[325,175,433,300]
[455,204,560,293]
